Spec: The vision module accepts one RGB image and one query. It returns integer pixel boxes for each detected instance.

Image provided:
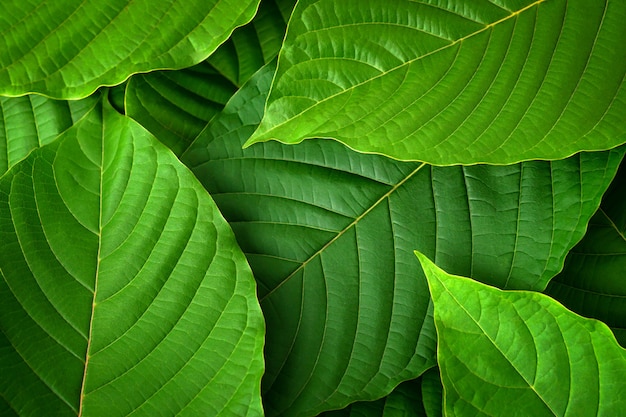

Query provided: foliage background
[1,0,625,416]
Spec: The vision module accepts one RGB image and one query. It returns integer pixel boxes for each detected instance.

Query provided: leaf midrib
[260,162,426,302]
[249,0,547,144]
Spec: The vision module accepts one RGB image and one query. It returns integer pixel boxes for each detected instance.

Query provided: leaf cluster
[1,1,625,416]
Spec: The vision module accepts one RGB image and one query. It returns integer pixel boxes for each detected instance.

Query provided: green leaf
[546,160,626,346]
[182,63,623,416]
[320,379,426,417]
[125,62,238,155]
[420,368,442,417]
[0,98,265,416]
[0,0,260,99]
[246,0,626,164]
[416,251,626,416]
[124,0,297,155]
[0,94,99,175]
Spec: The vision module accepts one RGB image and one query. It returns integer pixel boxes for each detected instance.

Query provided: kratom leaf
[207,0,297,87]
[0,94,99,175]
[125,62,238,155]
[0,0,260,99]
[181,63,623,416]
[246,0,626,164]
[416,252,626,417]
[0,97,265,416]
[546,160,626,346]
[420,368,442,417]
[320,379,426,417]
[124,0,297,155]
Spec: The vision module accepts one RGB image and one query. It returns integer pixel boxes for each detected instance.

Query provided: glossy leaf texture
[417,252,626,416]
[546,159,626,346]
[246,0,626,164]
[181,63,624,416]
[0,0,260,99]
[0,98,265,416]
[0,94,99,175]
[320,379,426,417]
[124,0,297,155]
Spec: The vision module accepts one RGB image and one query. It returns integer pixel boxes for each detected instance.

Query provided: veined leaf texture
[417,252,626,416]
[0,0,260,99]
[247,0,626,164]
[0,98,265,416]
[182,63,624,416]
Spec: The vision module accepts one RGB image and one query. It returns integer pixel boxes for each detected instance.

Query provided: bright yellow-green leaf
[416,251,626,417]
[246,0,626,164]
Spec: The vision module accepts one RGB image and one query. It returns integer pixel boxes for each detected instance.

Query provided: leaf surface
[416,252,626,417]
[0,98,265,416]
[0,0,260,99]
[124,0,297,155]
[182,63,623,416]
[246,0,626,164]
[546,160,626,346]
[0,94,98,175]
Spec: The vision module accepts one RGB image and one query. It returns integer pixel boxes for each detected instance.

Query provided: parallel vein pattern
[182,63,623,416]
[247,0,626,164]
[0,99,264,416]
[0,0,260,99]
[546,160,626,346]
[418,253,626,416]
[0,94,98,175]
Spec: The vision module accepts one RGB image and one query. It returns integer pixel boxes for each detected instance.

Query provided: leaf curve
[0,98,264,416]
[0,94,99,176]
[416,251,626,416]
[0,0,260,99]
[124,0,297,155]
[182,63,623,416]
[246,0,626,164]
[546,159,626,346]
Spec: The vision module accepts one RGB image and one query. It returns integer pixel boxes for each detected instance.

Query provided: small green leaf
[0,0,260,99]
[416,251,626,417]
[246,0,626,164]
[0,98,265,416]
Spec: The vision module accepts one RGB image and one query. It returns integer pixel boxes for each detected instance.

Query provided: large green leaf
[246,0,626,164]
[546,160,626,346]
[416,252,626,416]
[0,98,265,416]
[181,63,623,416]
[0,0,260,99]
[0,94,98,175]
[124,0,297,155]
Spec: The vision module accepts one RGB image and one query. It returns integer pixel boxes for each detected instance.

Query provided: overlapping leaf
[246,0,626,164]
[417,252,626,416]
[0,94,98,175]
[182,63,623,416]
[124,0,297,155]
[0,98,265,416]
[546,160,626,346]
[0,0,260,99]
[321,379,426,417]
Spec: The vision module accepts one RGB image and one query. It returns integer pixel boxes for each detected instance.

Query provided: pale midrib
[252,0,547,142]
[260,162,426,302]
[441,277,559,416]
[600,208,626,243]
[77,119,105,417]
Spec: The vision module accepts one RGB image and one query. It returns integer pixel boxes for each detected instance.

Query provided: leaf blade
[416,251,626,416]
[246,0,626,164]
